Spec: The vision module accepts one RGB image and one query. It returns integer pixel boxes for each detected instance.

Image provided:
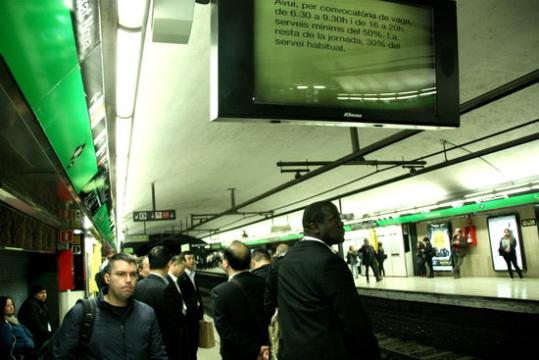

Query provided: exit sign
[133,210,176,222]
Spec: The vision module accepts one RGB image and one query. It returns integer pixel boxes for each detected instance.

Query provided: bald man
[211,241,269,360]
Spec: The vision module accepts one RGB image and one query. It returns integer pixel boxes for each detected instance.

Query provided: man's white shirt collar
[303,235,336,253]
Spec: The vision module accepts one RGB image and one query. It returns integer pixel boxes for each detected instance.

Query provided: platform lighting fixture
[115,0,149,243]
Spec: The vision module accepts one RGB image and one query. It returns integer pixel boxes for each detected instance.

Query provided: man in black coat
[251,248,272,282]
[179,251,204,360]
[277,201,380,360]
[212,241,269,360]
[18,284,52,348]
[135,246,183,359]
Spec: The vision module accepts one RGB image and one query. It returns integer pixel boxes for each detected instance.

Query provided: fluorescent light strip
[116,117,133,158]
[419,91,437,97]
[116,29,143,118]
[118,0,147,28]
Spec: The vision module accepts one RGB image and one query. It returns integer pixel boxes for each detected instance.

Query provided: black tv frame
[210,0,459,129]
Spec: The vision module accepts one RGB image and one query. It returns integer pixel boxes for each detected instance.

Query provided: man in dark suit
[277,201,380,360]
[212,241,269,360]
[251,248,272,282]
[165,255,189,360]
[179,251,204,360]
[135,246,184,359]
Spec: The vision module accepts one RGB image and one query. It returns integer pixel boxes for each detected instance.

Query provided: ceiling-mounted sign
[133,210,177,222]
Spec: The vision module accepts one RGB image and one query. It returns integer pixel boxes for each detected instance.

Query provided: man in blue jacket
[53,253,168,359]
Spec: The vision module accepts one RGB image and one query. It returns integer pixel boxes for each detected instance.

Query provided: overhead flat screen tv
[210,0,459,129]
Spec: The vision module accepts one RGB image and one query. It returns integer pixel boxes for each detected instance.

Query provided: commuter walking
[499,228,523,279]
[277,201,380,360]
[376,242,387,278]
[450,228,467,279]
[1,296,35,360]
[18,284,52,348]
[359,238,382,282]
[53,253,167,359]
[212,241,269,360]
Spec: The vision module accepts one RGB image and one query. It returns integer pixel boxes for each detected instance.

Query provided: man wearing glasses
[53,253,168,359]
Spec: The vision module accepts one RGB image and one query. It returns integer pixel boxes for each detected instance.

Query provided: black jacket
[278,240,380,360]
[179,271,204,360]
[212,271,268,360]
[18,297,51,347]
[135,274,186,360]
[53,288,167,360]
[251,264,272,282]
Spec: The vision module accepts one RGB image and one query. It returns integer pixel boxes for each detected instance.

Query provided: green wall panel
[0,0,79,107]
[0,0,98,193]
[36,67,98,193]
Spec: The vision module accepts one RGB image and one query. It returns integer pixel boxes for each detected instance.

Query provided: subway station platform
[354,275,539,314]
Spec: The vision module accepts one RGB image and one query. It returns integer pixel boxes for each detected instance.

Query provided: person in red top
[450,228,467,279]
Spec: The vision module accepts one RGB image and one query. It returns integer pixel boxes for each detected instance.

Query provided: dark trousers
[364,263,380,282]
[378,260,385,277]
[503,254,523,278]
[425,257,434,277]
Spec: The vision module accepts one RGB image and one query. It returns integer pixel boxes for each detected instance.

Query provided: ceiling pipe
[277,160,427,167]
[186,69,539,232]
[201,129,539,238]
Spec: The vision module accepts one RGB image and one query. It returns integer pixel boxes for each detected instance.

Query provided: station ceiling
[119,0,539,240]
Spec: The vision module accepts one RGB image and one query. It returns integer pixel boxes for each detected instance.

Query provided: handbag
[198,319,215,348]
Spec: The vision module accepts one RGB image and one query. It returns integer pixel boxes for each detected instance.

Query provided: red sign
[59,230,73,243]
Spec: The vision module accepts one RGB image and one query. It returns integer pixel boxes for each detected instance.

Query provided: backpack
[37,298,96,360]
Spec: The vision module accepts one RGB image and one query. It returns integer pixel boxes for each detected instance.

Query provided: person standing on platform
[17,284,52,349]
[251,248,273,282]
[416,240,427,276]
[346,245,360,279]
[277,201,380,360]
[137,255,151,279]
[212,241,269,360]
[423,237,435,278]
[450,228,467,279]
[53,253,167,359]
[499,228,523,279]
[165,255,189,359]
[376,242,387,278]
[359,238,382,282]
[179,250,204,360]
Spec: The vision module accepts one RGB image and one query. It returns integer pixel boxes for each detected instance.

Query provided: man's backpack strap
[77,298,96,349]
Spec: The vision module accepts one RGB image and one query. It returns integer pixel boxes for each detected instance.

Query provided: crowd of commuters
[2,200,525,359]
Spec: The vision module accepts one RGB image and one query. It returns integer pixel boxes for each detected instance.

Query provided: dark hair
[104,253,138,274]
[302,201,338,229]
[180,250,195,259]
[30,284,46,296]
[423,237,430,242]
[0,296,14,313]
[223,240,251,270]
[252,248,271,263]
[148,246,173,269]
